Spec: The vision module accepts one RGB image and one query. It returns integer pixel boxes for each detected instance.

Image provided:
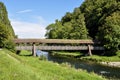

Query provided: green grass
[51,51,82,58]
[81,55,120,62]
[0,49,106,80]
[81,51,120,62]
[52,51,120,62]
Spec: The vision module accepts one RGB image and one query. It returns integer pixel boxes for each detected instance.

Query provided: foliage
[0,23,9,47]
[80,0,120,39]
[0,2,15,51]
[4,40,16,52]
[97,11,120,55]
[81,55,120,62]
[45,8,89,39]
[80,0,120,54]
[45,0,120,55]
[0,2,15,38]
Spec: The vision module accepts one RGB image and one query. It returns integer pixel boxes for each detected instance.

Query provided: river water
[36,50,120,79]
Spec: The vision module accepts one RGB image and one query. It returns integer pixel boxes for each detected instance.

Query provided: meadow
[0,49,105,80]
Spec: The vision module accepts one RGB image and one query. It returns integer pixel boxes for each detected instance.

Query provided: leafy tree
[46,8,88,39]
[97,11,120,55]
[0,23,9,47]
[80,0,120,39]
[69,8,88,39]
[61,12,72,24]
[45,0,120,54]
[0,2,15,52]
[45,20,64,39]
[0,2,15,38]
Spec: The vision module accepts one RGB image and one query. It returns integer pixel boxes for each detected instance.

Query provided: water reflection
[36,50,120,79]
[36,50,48,59]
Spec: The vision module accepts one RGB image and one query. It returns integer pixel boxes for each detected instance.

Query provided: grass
[81,55,120,62]
[81,51,120,62]
[0,49,105,80]
[52,51,120,62]
[51,51,82,58]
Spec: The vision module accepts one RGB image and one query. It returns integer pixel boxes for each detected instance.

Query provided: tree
[0,2,15,52]
[69,8,88,39]
[46,8,89,39]
[0,2,15,38]
[45,20,64,39]
[0,23,9,47]
[80,0,120,39]
[45,0,120,54]
[97,11,120,55]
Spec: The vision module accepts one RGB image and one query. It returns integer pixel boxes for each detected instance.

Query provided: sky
[0,0,84,38]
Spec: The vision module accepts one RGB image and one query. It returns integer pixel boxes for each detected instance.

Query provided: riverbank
[51,51,120,68]
[0,49,105,80]
[100,62,120,68]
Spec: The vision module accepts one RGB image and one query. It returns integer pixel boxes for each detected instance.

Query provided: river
[36,50,120,79]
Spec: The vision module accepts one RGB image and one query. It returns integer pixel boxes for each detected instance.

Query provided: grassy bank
[0,49,105,80]
[81,51,120,62]
[51,51,81,58]
[52,51,120,62]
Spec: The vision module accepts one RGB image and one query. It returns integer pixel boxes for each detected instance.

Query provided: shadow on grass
[16,50,33,57]
[19,54,33,57]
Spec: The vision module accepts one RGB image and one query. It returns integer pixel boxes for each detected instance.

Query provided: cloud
[11,19,47,39]
[16,9,32,14]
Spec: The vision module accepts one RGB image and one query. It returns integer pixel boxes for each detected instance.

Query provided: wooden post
[32,43,36,56]
[88,45,92,56]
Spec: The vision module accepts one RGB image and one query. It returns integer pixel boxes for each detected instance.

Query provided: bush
[4,40,16,52]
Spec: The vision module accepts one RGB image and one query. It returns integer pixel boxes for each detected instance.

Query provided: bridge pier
[32,43,36,56]
[88,45,92,56]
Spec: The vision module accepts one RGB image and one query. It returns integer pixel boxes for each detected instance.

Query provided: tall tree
[0,2,15,51]
[45,20,64,39]
[69,8,88,39]
[97,11,120,55]
[46,8,89,39]
[80,0,120,39]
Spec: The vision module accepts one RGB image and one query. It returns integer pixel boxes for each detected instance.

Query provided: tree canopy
[45,0,120,55]
[0,2,15,51]
[45,8,89,39]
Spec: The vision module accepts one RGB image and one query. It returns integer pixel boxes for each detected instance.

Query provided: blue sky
[0,0,84,38]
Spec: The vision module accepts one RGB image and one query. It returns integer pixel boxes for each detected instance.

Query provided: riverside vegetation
[0,1,120,80]
[46,0,120,55]
[0,49,105,80]
[52,51,120,62]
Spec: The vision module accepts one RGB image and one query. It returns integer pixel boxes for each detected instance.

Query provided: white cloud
[16,9,32,14]
[11,19,47,39]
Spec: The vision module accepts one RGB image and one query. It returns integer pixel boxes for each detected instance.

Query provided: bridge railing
[16,45,104,51]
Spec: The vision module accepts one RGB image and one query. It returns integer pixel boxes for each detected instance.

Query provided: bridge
[14,39,104,56]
